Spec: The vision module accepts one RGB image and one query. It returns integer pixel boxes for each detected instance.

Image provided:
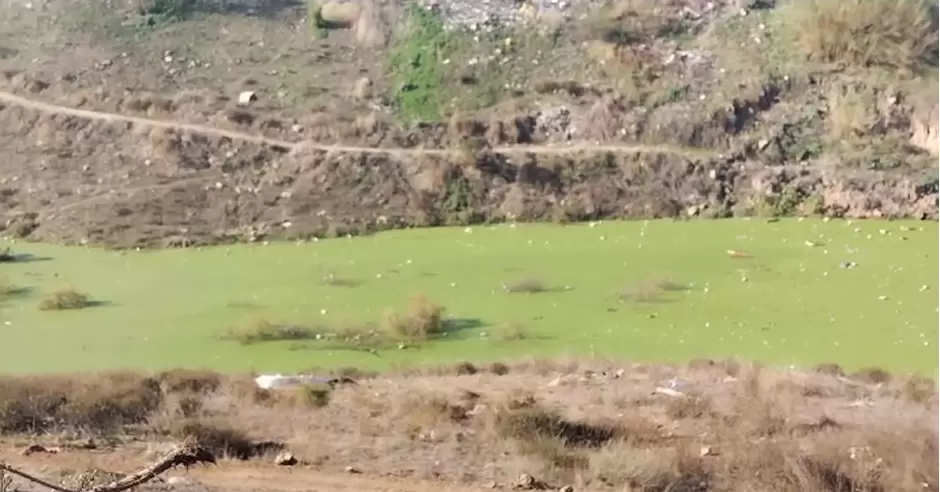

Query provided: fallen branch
[0,438,216,492]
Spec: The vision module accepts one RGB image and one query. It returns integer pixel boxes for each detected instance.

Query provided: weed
[503,277,550,294]
[493,322,530,342]
[38,289,92,311]
[157,369,222,394]
[381,294,446,340]
[300,384,332,408]
[225,319,318,345]
[784,0,938,73]
[167,418,267,459]
[617,277,685,303]
[488,362,511,375]
[388,5,454,121]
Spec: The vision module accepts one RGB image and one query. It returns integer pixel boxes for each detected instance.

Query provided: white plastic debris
[254,373,335,389]
[237,91,257,106]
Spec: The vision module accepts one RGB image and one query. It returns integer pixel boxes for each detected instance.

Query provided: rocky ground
[0,0,937,247]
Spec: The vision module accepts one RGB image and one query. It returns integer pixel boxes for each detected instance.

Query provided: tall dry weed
[786,0,938,73]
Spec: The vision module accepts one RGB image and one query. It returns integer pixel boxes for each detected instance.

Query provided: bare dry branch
[0,439,216,492]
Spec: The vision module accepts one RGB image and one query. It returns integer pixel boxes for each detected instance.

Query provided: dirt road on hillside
[0,91,704,158]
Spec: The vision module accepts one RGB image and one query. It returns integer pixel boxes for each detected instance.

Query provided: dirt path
[0,91,707,158]
[0,451,484,492]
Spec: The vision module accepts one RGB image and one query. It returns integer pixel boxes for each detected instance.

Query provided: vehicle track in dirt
[0,91,710,159]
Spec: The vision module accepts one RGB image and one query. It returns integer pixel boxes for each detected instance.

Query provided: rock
[512,473,548,490]
[700,445,718,457]
[352,77,373,100]
[166,476,190,485]
[274,451,297,466]
[558,486,575,492]
[345,466,362,474]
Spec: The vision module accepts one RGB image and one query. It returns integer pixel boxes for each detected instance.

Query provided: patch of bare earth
[0,361,936,491]
[0,0,937,247]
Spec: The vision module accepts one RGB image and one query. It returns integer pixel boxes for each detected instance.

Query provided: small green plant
[39,289,92,311]
[388,5,455,121]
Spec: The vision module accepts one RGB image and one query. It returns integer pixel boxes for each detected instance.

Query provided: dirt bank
[0,84,935,248]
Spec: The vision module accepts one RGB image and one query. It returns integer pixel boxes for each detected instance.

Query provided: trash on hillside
[653,387,685,397]
[254,373,358,390]
[237,91,257,106]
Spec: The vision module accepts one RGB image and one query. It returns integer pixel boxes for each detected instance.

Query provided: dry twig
[0,438,216,492]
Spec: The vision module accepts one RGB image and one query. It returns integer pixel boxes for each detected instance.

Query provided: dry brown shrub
[488,362,511,375]
[786,0,938,72]
[900,375,938,405]
[812,362,846,377]
[225,318,317,345]
[851,366,893,384]
[664,395,713,420]
[381,294,445,340]
[909,99,939,155]
[166,418,272,459]
[0,373,162,434]
[395,393,470,438]
[502,276,550,294]
[38,288,92,310]
[576,96,630,142]
[156,369,222,394]
[826,85,881,141]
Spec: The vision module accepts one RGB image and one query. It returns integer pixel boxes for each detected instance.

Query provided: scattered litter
[254,374,357,389]
[839,261,857,269]
[653,387,685,397]
[237,91,257,106]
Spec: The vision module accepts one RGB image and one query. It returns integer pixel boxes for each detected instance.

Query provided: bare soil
[0,360,937,492]
[0,0,938,247]
[0,80,936,248]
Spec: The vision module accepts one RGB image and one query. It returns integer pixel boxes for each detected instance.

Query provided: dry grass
[0,360,935,491]
[785,0,939,73]
[825,85,881,142]
[38,288,92,310]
